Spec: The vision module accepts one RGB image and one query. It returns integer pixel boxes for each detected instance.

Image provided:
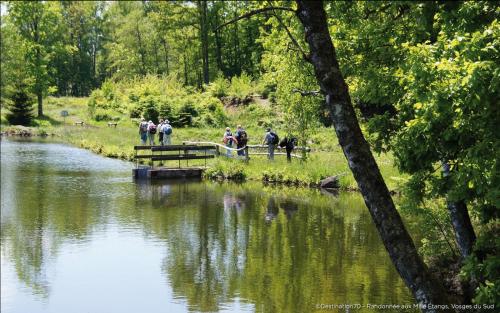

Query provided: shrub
[228,73,254,99]
[129,103,142,118]
[101,80,116,101]
[140,95,159,123]
[87,89,110,118]
[206,76,229,98]
[158,96,174,121]
[87,95,98,118]
[94,109,114,121]
[6,86,34,126]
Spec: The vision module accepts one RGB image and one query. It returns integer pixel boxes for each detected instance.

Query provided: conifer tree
[6,87,34,126]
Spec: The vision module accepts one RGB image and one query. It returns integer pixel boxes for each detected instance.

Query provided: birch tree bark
[294,1,455,311]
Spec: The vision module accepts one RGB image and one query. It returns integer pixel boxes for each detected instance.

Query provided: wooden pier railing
[134,144,216,168]
[182,141,310,160]
[133,142,311,169]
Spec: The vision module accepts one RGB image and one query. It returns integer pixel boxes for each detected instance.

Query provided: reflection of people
[265,196,279,222]
[136,180,173,207]
[223,194,233,211]
[281,199,299,220]
[223,193,246,212]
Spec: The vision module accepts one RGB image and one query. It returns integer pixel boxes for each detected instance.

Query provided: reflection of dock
[133,144,215,179]
[133,166,205,179]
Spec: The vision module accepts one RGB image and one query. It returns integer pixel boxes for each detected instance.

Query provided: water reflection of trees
[2,162,414,312]
[1,146,122,298]
[132,183,414,312]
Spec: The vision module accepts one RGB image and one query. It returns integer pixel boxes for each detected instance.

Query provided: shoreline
[1,128,361,193]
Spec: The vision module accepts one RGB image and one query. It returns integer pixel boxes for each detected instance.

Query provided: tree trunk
[213,8,225,75]
[442,163,476,258]
[161,39,169,75]
[232,11,241,76]
[153,41,160,74]
[135,22,146,75]
[34,21,43,117]
[295,1,454,311]
[183,53,188,85]
[198,0,209,84]
[448,200,476,258]
[37,93,43,117]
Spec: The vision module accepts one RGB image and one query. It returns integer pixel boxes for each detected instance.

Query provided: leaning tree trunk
[447,200,476,258]
[295,1,454,311]
[442,162,476,258]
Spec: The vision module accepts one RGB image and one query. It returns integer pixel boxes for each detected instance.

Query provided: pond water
[1,139,416,313]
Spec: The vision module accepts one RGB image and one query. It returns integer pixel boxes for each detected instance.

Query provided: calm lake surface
[1,139,416,313]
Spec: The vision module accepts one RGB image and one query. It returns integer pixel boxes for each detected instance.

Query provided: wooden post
[215,145,220,156]
[245,146,249,163]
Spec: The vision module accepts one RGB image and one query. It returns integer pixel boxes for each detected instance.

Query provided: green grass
[1,96,407,191]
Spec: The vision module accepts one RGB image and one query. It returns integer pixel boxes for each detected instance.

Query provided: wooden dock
[133,144,215,179]
[132,142,310,179]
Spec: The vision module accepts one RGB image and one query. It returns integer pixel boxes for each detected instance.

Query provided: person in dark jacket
[279,136,297,162]
[235,125,248,157]
[158,119,164,145]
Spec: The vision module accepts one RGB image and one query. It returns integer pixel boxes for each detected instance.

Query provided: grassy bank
[1,96,406,191]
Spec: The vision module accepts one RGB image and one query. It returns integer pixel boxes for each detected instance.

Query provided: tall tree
[293,1,453,310]
[7,1,63,116]
[198,0,209,84]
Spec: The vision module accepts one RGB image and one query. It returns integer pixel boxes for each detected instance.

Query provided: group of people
[138,118,173,146]
[222,125,248,157]
[138,118,297,161]
[223,126,297,162]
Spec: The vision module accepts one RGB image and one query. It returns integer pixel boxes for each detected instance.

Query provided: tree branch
[216,6,296,30]
[363,3,392,19]
[292,88,323,97]
[270,8,311,63]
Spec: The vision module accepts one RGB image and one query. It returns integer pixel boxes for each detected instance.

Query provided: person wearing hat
[222,127,237,157]
[138,118,148,144]
[263,127,277,160]
[147,120,156,145]
[162,119,173,145]
[158,118,165,145]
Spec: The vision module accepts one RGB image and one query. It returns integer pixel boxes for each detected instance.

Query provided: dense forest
[1,1,498,311]
[1,1,267,100]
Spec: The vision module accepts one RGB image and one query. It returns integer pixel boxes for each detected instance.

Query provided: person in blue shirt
[262,127,276,161]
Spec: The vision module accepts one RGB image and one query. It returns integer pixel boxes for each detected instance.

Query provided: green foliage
[139,95,160,123]
[461,220,500,306]
[206,76,230,98]
[327,1,499,302]
[87,76,228,127]
[6,87,35,126]
[93,109,117,122]
[5,1,65,115]
[204,161,246,181]
[227,73,255,99]
[3,0,498,304]
[260,17,321,154]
